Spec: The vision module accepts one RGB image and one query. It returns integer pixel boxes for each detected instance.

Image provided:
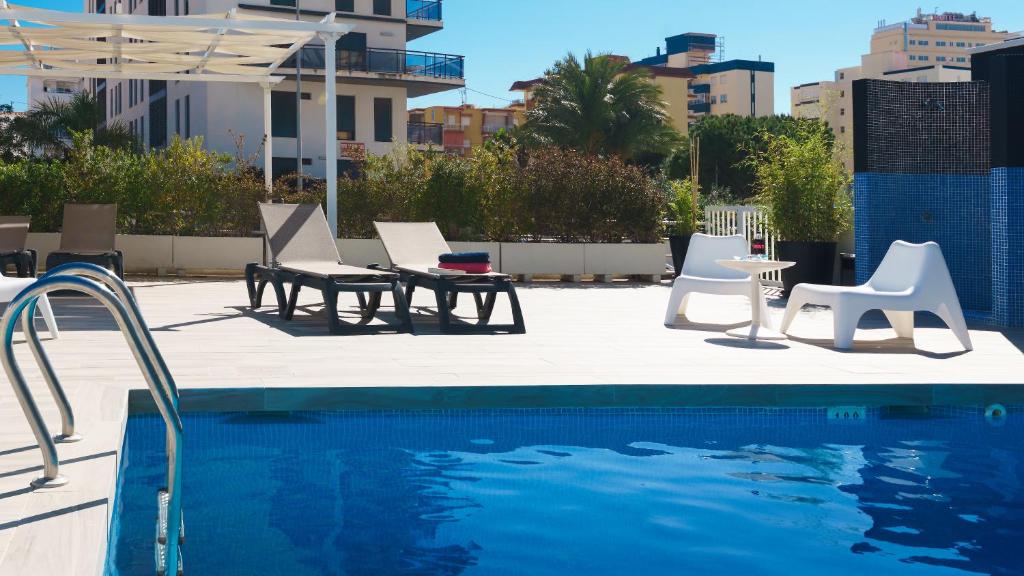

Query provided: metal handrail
[0,267,183,576]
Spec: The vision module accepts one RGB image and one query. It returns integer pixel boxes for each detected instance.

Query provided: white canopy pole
[262,81,273,196]
[321,30,338,238]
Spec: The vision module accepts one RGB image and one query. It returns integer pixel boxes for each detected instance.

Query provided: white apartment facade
[791,10,1014,168]
[85,0,463,177]
[26,77,86,107]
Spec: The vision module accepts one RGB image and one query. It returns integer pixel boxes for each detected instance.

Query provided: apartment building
[510,33,775,138]
[86,0,464,178]
[791,10,1014,167]
[407,103,523,155]
[26,77,85,107]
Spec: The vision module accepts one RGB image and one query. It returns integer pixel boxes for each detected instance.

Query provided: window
[719,75,727,85]
[271,91,297,138]
[937,56,947,62]
[374,97,393,142]
[720,93,728,103]
[956,57,967,63]
[918,40,929,46]
[337,95,355,140]
[909,39,917,45]
[372,0,391,16]
[936,23,984,32]
[270,0,296,5]
[147,0,165,16]
[909,55,916,61]
[839,72,845,80]
[936,41,947,47]
[840,126,846,134]
[840,108,845,116]
[149,81,167,148]
[956,42,966,48]
[710,95,717,104]
[840,90,845,97]
[335,0,354,11]
[184,95,190,138]
[919,55,929,61]
[175,98,180,135]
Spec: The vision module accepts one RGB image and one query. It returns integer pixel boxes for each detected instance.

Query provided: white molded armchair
[664,234,770,327]
[781,241,971,351]
[0,275,59,339]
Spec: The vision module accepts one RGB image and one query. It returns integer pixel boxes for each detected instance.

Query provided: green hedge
[0,136,668,243]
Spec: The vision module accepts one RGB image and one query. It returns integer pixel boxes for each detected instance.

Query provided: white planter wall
[24,234,664,278]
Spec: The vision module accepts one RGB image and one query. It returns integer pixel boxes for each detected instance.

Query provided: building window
[271,91,298,138]
[184,95,190,139]
[839,72,845,80]
[840,90,845,97]
[840,108,845,116]
[956,57,967,63]
[148,0,165,16]
[149,81,167,148]
[270,0,296,5]
[840,126,846,134]
[936,41,947,47]
[955,42,966,48]
[710,95,717,104]
[374,97,393,142]
[720,94,728,103]
[918,40,929,46]
[337,95,355,141]
[909,39,917,45]
[909,55,916,61]
[919,55,929,61]
[175,98,180,135]
[937,56,946,62]
[335,0,353,11]
[372,0,391,16]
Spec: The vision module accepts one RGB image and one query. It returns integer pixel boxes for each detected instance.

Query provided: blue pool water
[107,407,1024,575]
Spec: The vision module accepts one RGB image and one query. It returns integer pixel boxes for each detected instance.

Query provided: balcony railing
[688,102,710,115]
[407,0,441,21]
[286,47,464,80]
[408,121,443,145]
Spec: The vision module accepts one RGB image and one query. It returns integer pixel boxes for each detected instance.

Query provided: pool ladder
[0,263,184,576]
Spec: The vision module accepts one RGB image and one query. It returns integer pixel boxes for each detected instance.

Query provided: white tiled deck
[1,278,1022,574]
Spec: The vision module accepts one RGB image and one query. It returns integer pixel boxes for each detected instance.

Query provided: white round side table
[715,258,795,341]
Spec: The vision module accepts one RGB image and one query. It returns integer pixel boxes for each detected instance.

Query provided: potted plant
[751,123,852,294]
[667,178,698,278]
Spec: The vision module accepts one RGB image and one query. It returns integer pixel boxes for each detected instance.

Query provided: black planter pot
[668,234,693,278]
[776,241,837,295]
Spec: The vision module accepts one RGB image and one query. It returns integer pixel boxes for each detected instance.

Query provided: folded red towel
[438,262,492,274]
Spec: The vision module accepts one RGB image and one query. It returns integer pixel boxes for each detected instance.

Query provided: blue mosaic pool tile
[854,172,992,314]
[991,167,1024,327]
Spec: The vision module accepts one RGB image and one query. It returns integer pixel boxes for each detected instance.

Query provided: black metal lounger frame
[0,249,37,277]
[402,270,526,334]
[45,250,124,279]
[245,262,413,335]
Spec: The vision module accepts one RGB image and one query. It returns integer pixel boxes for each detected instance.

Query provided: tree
[0,103,27,162]
[664,115,835,201]
[11,92,138,157]
[522,52,680,160]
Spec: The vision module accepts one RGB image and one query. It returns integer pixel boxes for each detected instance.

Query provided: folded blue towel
[439,252,490,264]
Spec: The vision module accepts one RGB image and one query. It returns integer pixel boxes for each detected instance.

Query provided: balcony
[688,101,710,115]
[407,0,443,40]
[408,121,443,146]
[283,46,465,97]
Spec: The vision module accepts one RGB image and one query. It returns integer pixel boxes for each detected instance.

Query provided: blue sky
[2,0,1022,112]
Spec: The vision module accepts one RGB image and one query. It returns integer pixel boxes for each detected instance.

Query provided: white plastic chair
[781,241,971,351]
[664,234,770,327]
[0,275,59,339]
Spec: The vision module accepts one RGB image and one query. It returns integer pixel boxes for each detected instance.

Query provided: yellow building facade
[408,103,523,155]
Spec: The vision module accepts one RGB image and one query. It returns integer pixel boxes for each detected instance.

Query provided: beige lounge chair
[246,203,412,334]
[0,216,36,277]
[373,221,524,334]
[45,204,123,278]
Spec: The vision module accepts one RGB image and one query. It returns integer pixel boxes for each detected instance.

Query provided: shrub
[750,124,852,242]
[668,179,698,236]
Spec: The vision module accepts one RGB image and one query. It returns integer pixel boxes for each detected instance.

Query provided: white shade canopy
[0,2,351,83]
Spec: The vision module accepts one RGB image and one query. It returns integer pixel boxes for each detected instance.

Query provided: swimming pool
[106,406,1024,575]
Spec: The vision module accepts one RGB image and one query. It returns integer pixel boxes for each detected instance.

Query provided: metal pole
[263,82,273,196]
[323,31,338,238]
[294,0,303,191]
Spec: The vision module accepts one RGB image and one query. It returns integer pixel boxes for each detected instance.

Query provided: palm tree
[522,52,680,160]
[12,92,138,157]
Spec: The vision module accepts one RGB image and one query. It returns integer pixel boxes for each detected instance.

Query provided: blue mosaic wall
[991,168,1024,326]
[854,173,992,314]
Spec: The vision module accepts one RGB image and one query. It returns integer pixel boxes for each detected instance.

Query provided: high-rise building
[792,10,1014,167]
[510,33,774,138]
[407,103,523,155]
[26,77,85,107]
[86,0,465,178]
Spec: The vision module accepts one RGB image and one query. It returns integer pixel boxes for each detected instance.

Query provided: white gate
[704,205,782,287]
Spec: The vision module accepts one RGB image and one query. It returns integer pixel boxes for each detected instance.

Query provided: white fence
[703,205,782,286]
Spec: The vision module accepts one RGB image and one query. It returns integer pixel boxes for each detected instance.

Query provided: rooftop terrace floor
[1,278,1023,574]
